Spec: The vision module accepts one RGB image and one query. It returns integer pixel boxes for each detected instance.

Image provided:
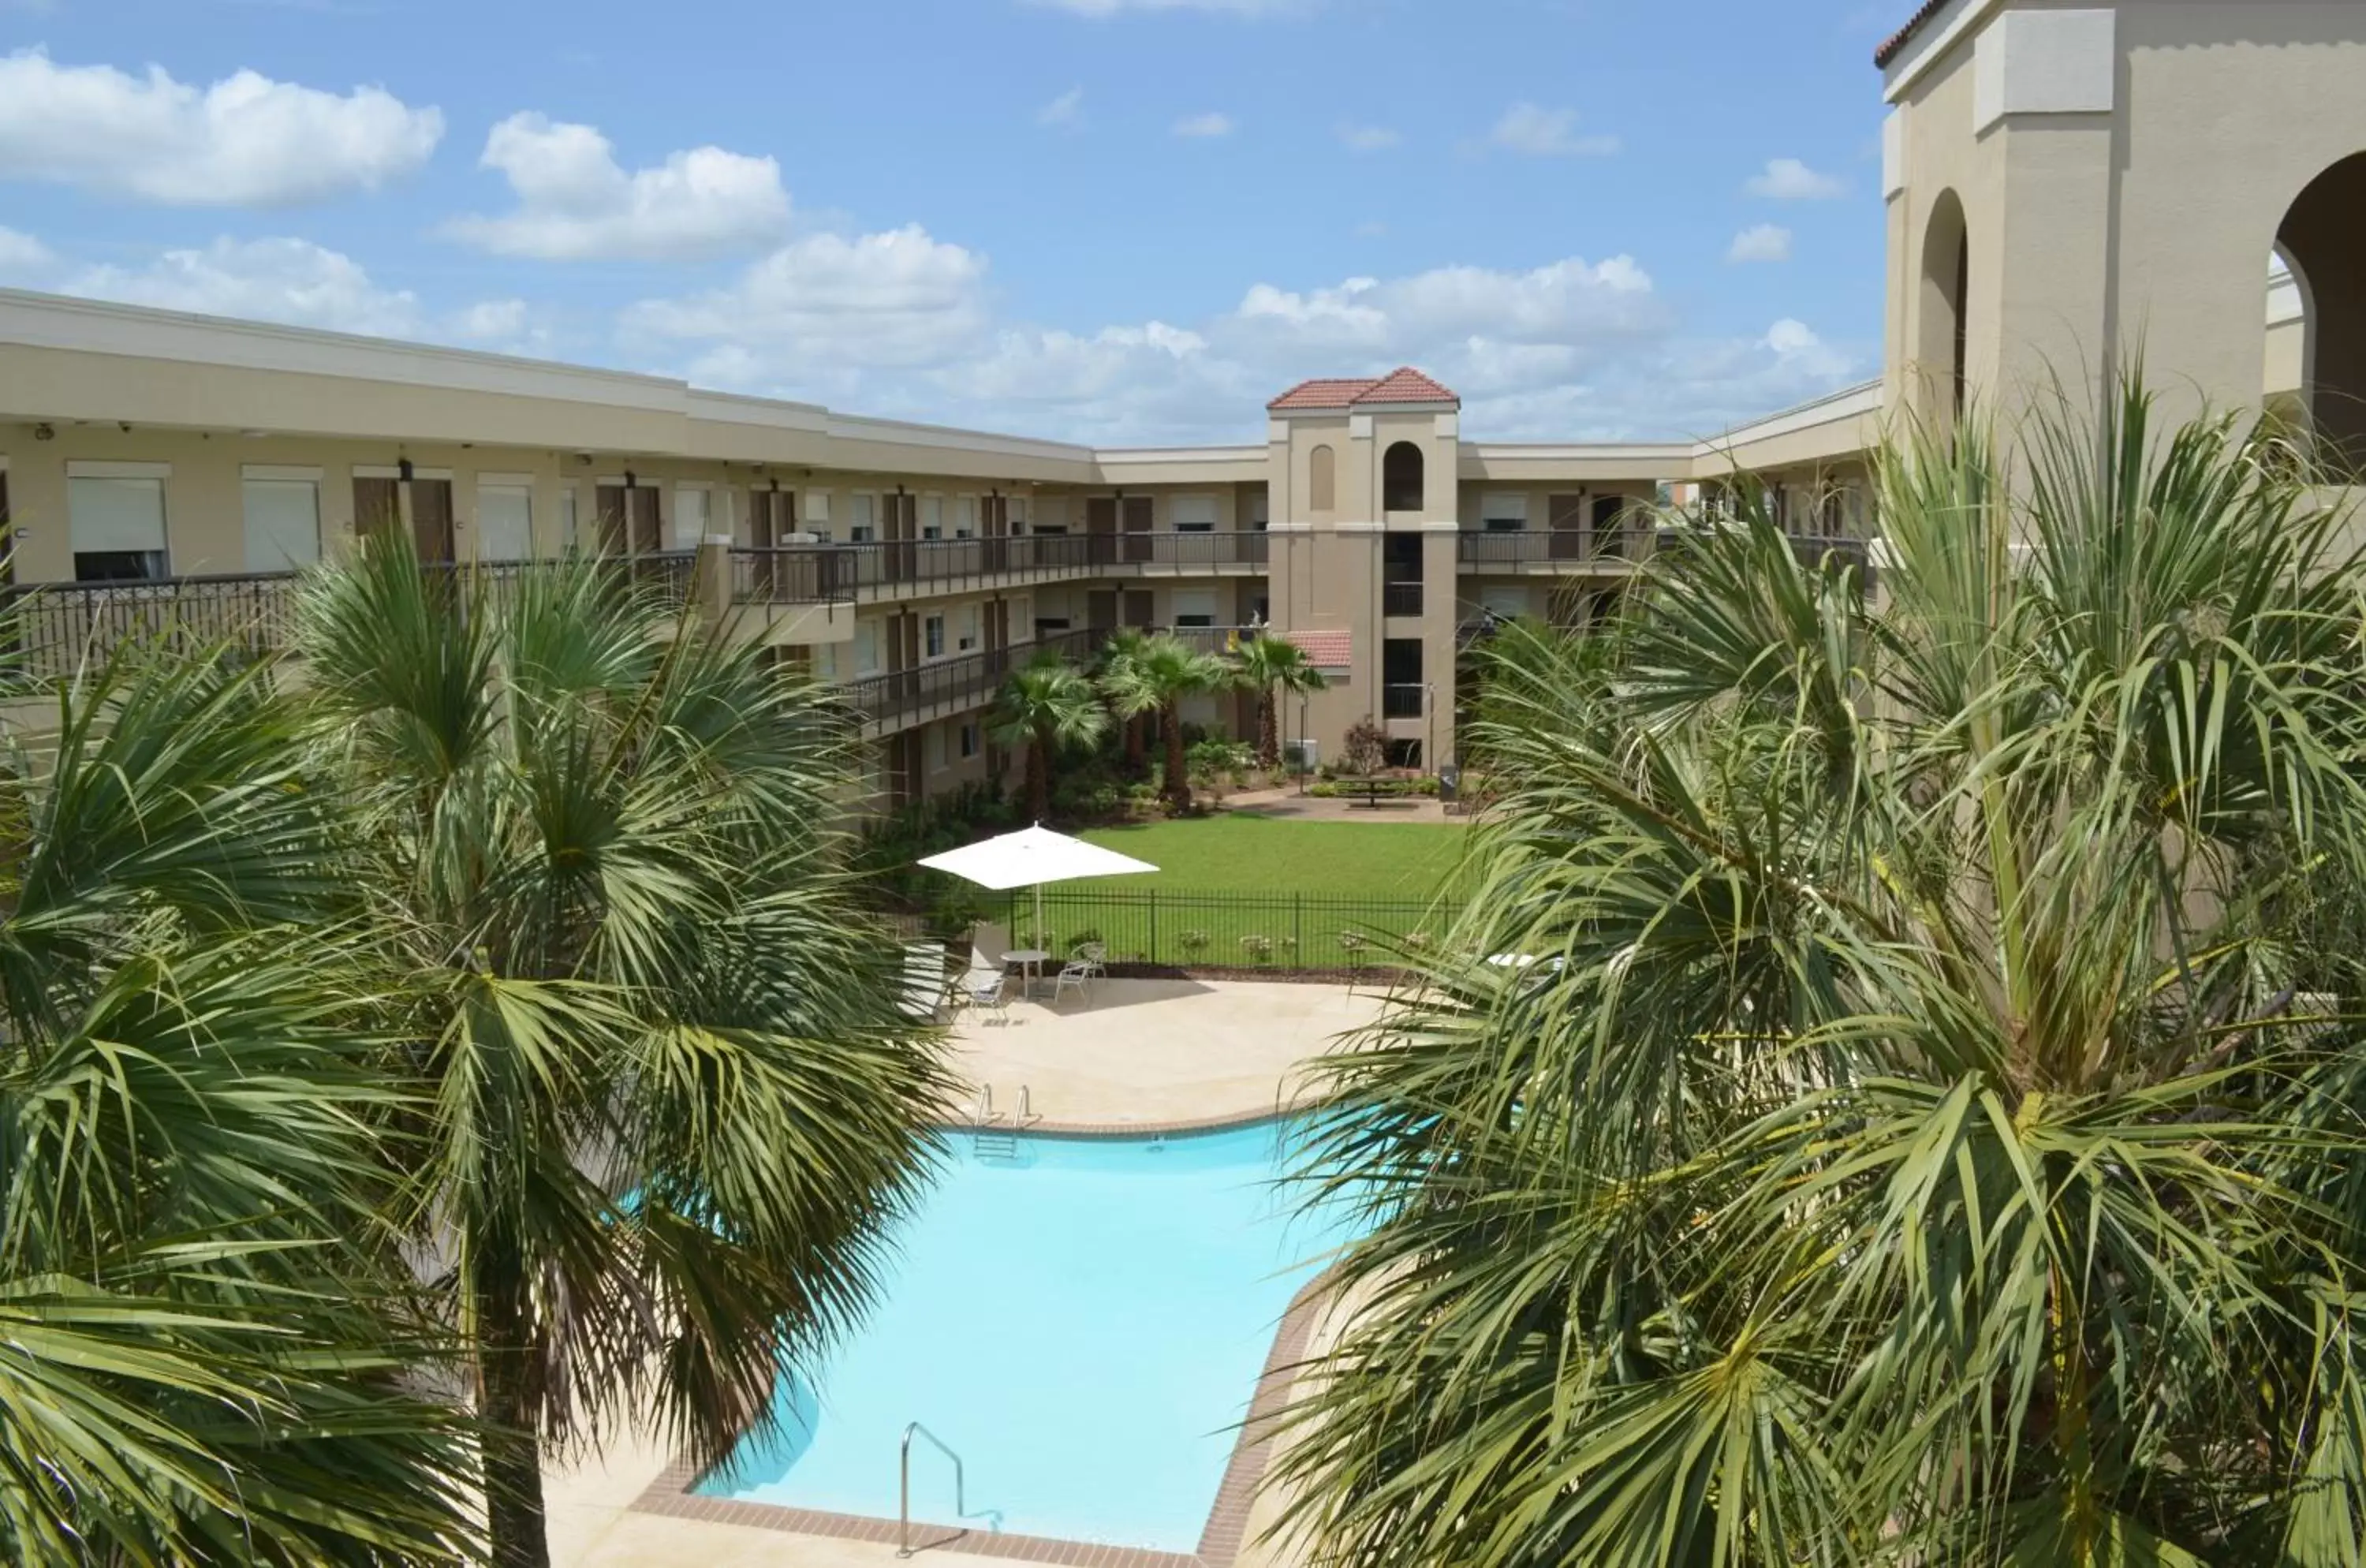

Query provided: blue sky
[0,0,1902,444]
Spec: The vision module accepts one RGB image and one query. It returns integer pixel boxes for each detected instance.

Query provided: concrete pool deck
[948,977,1387,1129]
[545,976,1383,1568]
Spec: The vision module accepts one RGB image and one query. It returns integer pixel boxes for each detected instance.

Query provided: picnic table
[1342,778,1394,808]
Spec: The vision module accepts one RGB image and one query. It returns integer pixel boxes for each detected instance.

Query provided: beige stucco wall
[1886,2,2366,436]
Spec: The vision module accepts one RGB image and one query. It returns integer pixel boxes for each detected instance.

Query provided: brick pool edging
[627,1262,1337,1567]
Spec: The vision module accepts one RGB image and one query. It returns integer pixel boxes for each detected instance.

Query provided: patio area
[946,976,1386,1129]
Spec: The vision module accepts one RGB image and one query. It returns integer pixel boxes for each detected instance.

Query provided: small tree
[1340,716,1387,777]
[989,653,1107,823]
[1188,737,1253,803]
[1104,634,1238,812]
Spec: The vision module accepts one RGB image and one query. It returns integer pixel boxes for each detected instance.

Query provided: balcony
[727,532,1270,607]
[836,628,1107,733]
[1455,528,1655,570]
[0,553,696,690]
[1383,581,1424,617]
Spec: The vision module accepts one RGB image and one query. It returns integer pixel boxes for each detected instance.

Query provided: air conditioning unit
[1282,738,1319,776]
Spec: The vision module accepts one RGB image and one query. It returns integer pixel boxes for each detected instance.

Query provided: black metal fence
[726,531,1270,607]
[1003,887,1437,973]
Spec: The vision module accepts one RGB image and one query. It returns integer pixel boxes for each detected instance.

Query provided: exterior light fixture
[397,457,415,483]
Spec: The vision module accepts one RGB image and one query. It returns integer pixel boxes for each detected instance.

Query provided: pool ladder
[898,1421,965,1558]
[970,1085,1035,1159]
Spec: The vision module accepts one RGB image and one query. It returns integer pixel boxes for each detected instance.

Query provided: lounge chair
[898,940,951,1023]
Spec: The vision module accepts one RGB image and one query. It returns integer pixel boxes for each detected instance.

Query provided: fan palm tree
[1103,633,1236,812]
[1097,628,1156,775]
[990,652,1107,823]
[1230,633,1326,772]
[0,634,479,1562]
[297,542,952,1568]
[1274,383,2366,1568]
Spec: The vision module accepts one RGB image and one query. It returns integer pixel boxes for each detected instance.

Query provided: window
[1383,441,1425,512]
[69,470,170,581]
[1308,444,1336,514]
[924,614,946,658]
[558,486,580,551]
[1008,495,1029,536]
[920,494,944,540]
[476,480,534,562]
[849,494,877,543]
[1034,617,1072,640]
[924,724,946,775]
[241,472,321,572]
[1172,495,1218,533]
[1245,489,1270,531]
[805,490,833,542]
[957,605,979,651]
[1482,492,1529,532]
[959,721,980,760]
[1031,495,1069,536]
[674,487,710,547]
[1172,589,1218,629]
[953,496,976,539]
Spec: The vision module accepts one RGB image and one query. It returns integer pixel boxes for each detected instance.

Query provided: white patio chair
[1072,940,1109,980]
[1049,960,1095,1009]
[969,920,1015,970]
[962,970,1013,1025]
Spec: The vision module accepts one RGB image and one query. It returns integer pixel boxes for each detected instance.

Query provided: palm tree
[1097,628,1156,775]
[0,635,478,1562]
[990,652,1107,822]
[1274,384,2366,1567]
[297,542,952,1568]
[1104,633,1235,812]
[1230,633,1326,772]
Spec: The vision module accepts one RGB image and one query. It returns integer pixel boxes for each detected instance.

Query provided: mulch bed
[1104,961,1411,987]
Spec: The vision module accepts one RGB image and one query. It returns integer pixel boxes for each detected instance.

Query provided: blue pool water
[699,1120,1345,1551]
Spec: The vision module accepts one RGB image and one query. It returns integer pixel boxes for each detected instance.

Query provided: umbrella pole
[1034,883,1045,951]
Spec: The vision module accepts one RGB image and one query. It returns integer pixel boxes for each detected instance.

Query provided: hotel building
[0,0,2354,808]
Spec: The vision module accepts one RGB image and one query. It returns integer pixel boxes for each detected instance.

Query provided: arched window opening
[1383,441,1425,513]
[2275,153,2366,474]
[1308,443,1336,514]
[1917,189,1969,431]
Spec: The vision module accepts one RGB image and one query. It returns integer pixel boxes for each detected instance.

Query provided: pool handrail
[898,1421,967,1558]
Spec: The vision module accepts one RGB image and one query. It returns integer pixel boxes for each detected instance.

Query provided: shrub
[1239,933,1275,964]
[1177,929,1212,961]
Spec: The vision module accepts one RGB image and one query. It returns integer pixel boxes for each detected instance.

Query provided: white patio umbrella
[919,824,1159,950]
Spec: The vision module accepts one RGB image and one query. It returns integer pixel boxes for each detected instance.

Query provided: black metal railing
[1383,581,1424,617]
[729,531,1270,606]
[1455,528,1658,569]
[1383,683,1427,719]
[1,570,300,686]
[1003,887,1436,973]
[836,629,1107,730]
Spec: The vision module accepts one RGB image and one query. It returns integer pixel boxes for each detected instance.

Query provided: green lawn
[1077,815,1465,899]
[1001,815,1468,970]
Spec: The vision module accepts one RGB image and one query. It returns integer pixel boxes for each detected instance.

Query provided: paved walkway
[547,978,1383,1568]
[1215,786,1461,825]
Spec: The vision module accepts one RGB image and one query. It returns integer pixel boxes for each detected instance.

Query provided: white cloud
[64,237,425,336]
[0,49,442,207]
[1727,223,1793,263]
[1746,157,1847,200]
[0,225,56,276]
[442,112,790,262]
[1037,86,1085,129]
[1172,111,1234,139]
[1487,102,1618,159]
[1337,122,1400,153]
[622,226,994,382]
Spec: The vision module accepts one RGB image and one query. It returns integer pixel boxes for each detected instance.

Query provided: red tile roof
[1356,366,1459,406]
[1267,367,1460,412]
[1874,0,1954,67]
[1282,629,1353,669]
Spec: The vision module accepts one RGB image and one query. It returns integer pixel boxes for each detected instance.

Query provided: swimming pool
[697,1119,1344,1553]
